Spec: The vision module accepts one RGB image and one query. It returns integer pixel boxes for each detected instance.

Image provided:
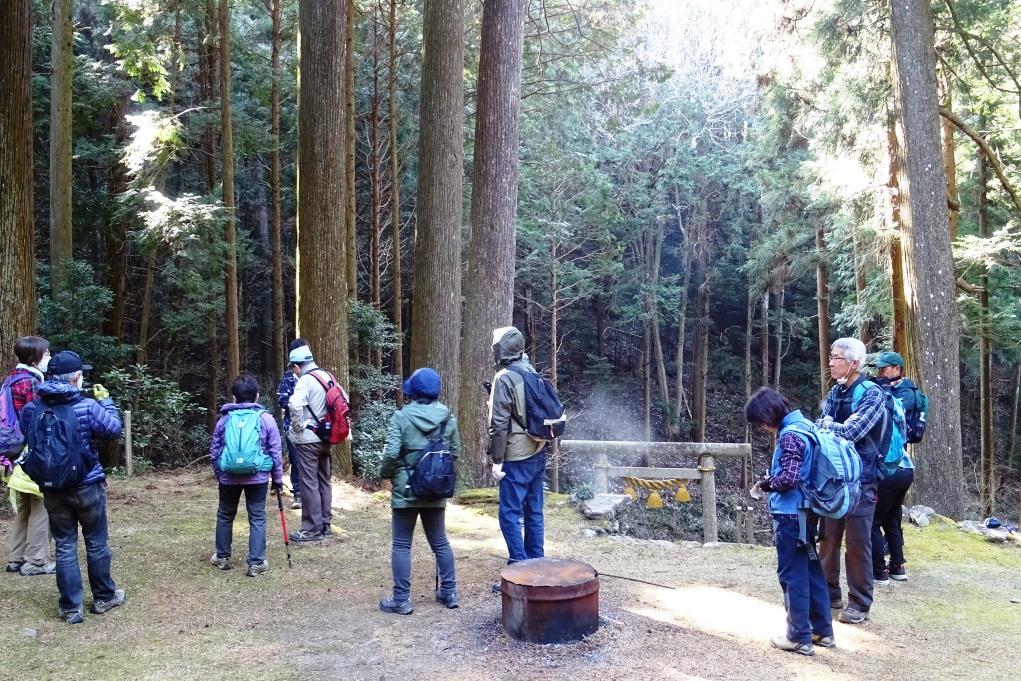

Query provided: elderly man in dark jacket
[19,351,124,625]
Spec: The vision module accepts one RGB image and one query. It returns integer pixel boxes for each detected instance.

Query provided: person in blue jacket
[747,387,834,656]
[19,351,124,625]
[276,338,311,509]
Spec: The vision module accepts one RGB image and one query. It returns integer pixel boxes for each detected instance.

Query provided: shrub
[352,399,396,479]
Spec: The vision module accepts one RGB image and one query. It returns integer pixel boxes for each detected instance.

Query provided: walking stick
[274,485,293,568]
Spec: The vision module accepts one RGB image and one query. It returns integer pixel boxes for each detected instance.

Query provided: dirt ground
[2,471,1020,681]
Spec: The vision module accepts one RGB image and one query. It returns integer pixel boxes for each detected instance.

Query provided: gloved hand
[271,480,283,492]
[91,383,110,401]
[491,463,506,482]
[819,415,834,430]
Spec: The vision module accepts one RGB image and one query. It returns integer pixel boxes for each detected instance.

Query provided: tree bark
[457,0,526,486]
[978,142,993,515]
[760,290,769,387]
[1010,364,1020,473]
[690,247,710,443]
[369,9,383,376]
[298,0,351,473]
[852,223,871,346]
[887,114,913,374]
[409,0,465,411]
[345,0,358,301]
[388,0,404,406]
[773,286,784,388]
[815,221,831,405]
[890,0,964,517]
[270,0,284,375]
[220,0,240,380]
[104,94,131,341]
[941,80,960,240]
[136,251,156,366]
[649,222,671,433]
[743,286,753,479]
[0,0,37,356]
[672,196,692,431]
[50,0,74,301]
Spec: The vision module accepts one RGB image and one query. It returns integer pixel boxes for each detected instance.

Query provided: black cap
[48,351,93,375]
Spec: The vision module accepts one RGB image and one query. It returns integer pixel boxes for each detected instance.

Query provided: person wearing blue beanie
[377,367,460,614]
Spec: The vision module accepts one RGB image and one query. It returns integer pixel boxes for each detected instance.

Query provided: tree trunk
[941,77,960,240]
[136,251,156,365]
[852,223,871,346]
[643,315,651,443]
[203,0,220,426]
[890,0,964,517]
[672,197,692,432]
[270,0,284,375]
[887,114,913,374]
[978,143,993,516]
[104,94,131,341]
[815,221,831,406]
[409,0,465,411]
[457,0,526,487]
[550,240,559,389]
[760,290,769,387]
[388,0,404,407]
[201,1,217,198]
[773,286,784,388]
[743,286,753,480]
[50,0,74,301]
[345,0,358,301]
[1010,364,1020,473]
[690,256,709,443]
[0,0,36,355]
[298,0,351,473]
[649,222,670,435]
[369,9,383,376]
[220,0,240,380]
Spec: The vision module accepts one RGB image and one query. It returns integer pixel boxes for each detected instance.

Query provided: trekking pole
[274,485,293,568]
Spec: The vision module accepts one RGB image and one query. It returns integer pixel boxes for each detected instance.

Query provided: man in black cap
[19,351,125,624]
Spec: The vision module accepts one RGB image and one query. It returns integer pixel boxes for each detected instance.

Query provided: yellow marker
[674,485,691,503]
[624,485,636,500]
[646,491,664,509]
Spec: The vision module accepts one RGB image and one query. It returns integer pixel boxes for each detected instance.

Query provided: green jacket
[378,400,460,509]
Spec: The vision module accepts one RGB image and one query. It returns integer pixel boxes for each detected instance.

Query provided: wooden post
[124,410,133,478]
[700,454,717,543]
[594,450,609,494]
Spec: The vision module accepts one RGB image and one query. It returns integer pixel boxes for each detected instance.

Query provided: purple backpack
[0,375,31,456]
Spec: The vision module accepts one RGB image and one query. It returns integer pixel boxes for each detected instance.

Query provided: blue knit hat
[402,367,441,400]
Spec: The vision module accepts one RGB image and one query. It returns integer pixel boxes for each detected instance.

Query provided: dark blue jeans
[498,450,546,562]
[390,507,456,603]
[215,483,268,566]
[43,482,118,612]
[284,438,302,498]
[872,467,914,572]
[774,514,832,644]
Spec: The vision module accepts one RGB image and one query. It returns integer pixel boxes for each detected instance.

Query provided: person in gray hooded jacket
[487,327,548,562]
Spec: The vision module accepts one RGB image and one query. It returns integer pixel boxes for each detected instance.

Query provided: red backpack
[306,370,351,445]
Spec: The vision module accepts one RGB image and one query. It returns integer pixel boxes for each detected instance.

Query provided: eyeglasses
[829,355,848,362]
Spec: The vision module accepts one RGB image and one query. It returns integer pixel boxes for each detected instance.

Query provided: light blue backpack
[219,408,273,476]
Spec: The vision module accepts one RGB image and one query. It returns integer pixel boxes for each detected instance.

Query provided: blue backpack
[0,375,32,457]
[784,422,862,521]
[219,408,274,476]
[505,365,566,440]
[20,401,90,491]
[852,380,907,479]
[894,383,928,444]
[404,416,455,499]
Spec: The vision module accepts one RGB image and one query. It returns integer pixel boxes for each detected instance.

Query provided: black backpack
[505,365,567,440]
[404,416,455,500]
[893,383,929,444]
[20,401,89,491]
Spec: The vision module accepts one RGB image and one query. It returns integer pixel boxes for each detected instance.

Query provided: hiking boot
[812,634,836,648]
[246,560,269,577]
[19,561,56,576]
[379,597,413,615]
[59,607,84,625]
[770,635,813,656]
[874,568,891,585]
[321,524,333,536]
[889,563,908,581]
[837,606,868,624]
[90,589,126,615]
[436,590,459,609]
[830,599,845,611]
[289,530,324,543]
[291,495,302,510]
[209,553,231,570]
[491,581,503,595]
[6,561,24,573]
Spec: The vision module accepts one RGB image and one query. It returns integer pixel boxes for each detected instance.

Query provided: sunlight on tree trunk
[388,0,404,408]
[50,0,74,303]
[815,221,830,406]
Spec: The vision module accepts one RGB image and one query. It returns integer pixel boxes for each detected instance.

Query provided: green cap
[875,351,904,368]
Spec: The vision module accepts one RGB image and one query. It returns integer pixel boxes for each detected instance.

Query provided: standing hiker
[209,374,284,576]
[378,368,460,615]
[3,336,54,576]
[276,338,312,510]
[746,387,834,656]
[19,351,124,624]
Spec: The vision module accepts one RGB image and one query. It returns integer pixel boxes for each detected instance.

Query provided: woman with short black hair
[746,386,834,656]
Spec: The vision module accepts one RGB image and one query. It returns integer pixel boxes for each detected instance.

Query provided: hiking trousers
[294,440,332,532]
[820,496,876,613]
[872,467,914,573]
[7,491,51,567]
[390,507,456,603]
[498,449,546,562]
[773,514,832,644]
[215,483,268,566]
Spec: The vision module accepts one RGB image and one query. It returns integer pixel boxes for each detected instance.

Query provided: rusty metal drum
[500,557,599,643]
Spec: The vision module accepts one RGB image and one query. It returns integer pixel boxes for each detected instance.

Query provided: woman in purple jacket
[209,375,284,577]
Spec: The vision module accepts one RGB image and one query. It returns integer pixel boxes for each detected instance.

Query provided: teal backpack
[852,380,907,479]
[219,408,273,476]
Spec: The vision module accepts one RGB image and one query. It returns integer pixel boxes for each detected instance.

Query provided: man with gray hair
[19,351,124,624]
[817,337,888,624]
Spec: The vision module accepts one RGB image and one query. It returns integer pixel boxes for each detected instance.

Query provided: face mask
[37,356,50,373]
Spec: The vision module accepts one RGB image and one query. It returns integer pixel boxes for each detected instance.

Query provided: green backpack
[219,408,273,476]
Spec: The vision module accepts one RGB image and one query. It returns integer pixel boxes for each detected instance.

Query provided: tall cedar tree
[458,0,528,485]
[270,0,284,372]
[50,0,74,301]
[410,0,465,409]
[297,0,351,472]
[0,0,36,354]
[388,0,404,406]
[220,0,241,379]
[890,0,964,517]
[344,0,357,301]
